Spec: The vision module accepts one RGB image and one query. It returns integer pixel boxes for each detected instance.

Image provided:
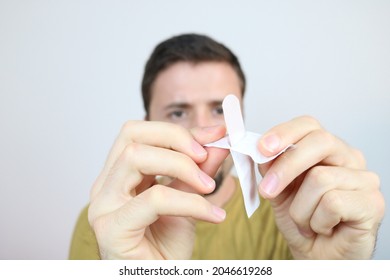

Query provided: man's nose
[192,111,220,129]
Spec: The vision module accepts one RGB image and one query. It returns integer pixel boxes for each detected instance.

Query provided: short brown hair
[141,33,246,115]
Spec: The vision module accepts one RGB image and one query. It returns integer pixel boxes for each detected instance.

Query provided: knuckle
[90,215,108,237]
[289,207,306,227]
[121,143,142,163]
[88,203,116,237]
[375,193,386,220]
[369,172,381,189]
[147,185,168,206]
[296,115,321,128]
[351,148,367,168]
[306,166,333,187]
[90,181,102,200]
[121,120,139,133]
[320,191,342,216]
[364,174,385,221]
[367,171,381,190]
[313,129,335,148]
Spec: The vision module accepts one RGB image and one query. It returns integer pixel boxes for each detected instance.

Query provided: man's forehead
[151,62,241,98]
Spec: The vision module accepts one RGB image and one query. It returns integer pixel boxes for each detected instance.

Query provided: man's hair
[141,33,246,115]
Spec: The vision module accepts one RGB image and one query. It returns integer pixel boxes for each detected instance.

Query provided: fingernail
[199,170,215,190]
[260,173,279,196]
[192,140,207,156]
[212,205,226,221]
[261,134,280,153]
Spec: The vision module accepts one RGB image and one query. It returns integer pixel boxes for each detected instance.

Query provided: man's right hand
[88,121,229,259]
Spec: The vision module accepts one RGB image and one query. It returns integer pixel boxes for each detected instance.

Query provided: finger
[258,129,363,198]
[289,166,380,237]
[258,116,322,157]
[116,122,226,165]
[112,185,226,231]
[92,122,225,198]
[175,125,228,193]
[191,125,229,178]
[199,147,230,175]
[126,121,210,159]
[309,188,384,236]
[169,146,229,193]
[92,143,217,209]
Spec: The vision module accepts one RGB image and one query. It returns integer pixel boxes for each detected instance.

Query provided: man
[69,33,385,259]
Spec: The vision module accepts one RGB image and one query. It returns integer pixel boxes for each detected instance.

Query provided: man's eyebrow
[163,99,224,110]
[163,103,191,110]
[209,100,223,107]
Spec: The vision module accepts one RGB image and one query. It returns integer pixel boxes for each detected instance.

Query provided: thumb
[170,125,229,194]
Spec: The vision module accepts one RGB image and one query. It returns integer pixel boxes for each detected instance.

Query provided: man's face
[148,61,242,128]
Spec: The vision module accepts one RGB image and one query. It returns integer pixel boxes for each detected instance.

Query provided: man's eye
[169,110,186,119]
[213,106,224,115]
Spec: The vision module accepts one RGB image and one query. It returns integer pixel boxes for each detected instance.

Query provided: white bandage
[205,95,292,217]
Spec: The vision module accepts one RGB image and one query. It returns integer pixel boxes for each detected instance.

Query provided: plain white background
[0,0,389,259]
